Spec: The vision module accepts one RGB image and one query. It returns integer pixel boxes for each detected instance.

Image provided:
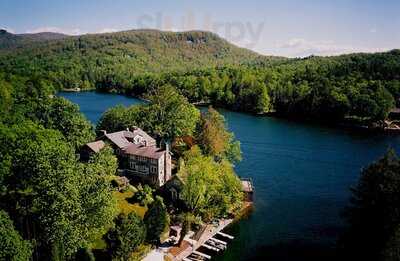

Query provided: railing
[240,177,254,192]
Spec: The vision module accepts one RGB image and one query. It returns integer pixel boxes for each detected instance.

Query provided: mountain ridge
[0,28,282,86]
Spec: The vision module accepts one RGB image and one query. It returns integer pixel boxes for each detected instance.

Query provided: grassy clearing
[91,188,148,250]
[113,189,147,218]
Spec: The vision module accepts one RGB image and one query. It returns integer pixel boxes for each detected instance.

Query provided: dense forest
[0,71,243,260]
[0,73,111,260]
[0,29,272,86]
[1,29,399,125]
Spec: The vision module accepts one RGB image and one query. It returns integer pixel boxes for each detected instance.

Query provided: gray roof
[104,131,132,149]
[91,128,162,158]
[122,143,165,159]
[101,128,156,149]
[131,127,156,146]
[85,140,105,153]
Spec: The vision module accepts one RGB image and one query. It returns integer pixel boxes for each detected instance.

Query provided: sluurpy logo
[135,10,265,49]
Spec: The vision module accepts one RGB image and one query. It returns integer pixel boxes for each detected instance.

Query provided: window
[130,162,136,170]
[137,156,147,162]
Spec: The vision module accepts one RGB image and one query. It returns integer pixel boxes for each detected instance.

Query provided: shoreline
[162,201,253,261]
[61,87,95,92]
[59,89,400,134]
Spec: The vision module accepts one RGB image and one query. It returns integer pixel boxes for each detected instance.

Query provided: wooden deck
[167,219,234,261]
[241,179,254,193]
[241,177,254,203]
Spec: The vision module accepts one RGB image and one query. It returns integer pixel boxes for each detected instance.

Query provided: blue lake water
[60,91,400,260]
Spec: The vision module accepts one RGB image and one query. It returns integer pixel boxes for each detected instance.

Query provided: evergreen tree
[106,213,146,260]
[144,196,170,244]
[340,149,400,260]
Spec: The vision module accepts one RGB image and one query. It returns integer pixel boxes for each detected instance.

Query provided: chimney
[126,127,130,132]
[165,141,170,153]
[100,130,107,135]
[164,140,171,183]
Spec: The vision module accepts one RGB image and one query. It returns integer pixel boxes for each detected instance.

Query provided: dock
[209,237,227,245]
[167,218,235,261]
[159,178,254,261]
[217,231,234,239]
[202,243,220,252]
[193,250,211,259]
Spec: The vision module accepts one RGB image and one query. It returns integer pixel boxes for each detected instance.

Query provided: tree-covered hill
[0,29,280,88]
[0,29,68,49]
[101,50,399,123]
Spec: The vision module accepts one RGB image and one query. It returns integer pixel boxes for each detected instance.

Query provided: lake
[60,91,400,260]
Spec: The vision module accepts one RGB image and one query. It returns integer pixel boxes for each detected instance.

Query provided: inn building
[82,127,172,187]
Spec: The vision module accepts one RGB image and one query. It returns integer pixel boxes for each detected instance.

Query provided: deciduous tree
[0,210,32,261]
[197,107,241,163]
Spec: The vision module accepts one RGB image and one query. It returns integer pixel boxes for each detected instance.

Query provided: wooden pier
[217,231,234,239]
[167,219,235,261]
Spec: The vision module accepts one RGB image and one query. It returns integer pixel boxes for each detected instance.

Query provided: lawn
[113,189,148,218]
[91,188,148,250]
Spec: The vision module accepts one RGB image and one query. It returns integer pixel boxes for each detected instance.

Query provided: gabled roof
[91,128,162,158]
[103,131,132,149]
[99,128,156,149]
[122,143,165,159]
[131,127,156,144]
[85,140,105,153]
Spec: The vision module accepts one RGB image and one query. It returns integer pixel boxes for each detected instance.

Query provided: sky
[1,0,399,57]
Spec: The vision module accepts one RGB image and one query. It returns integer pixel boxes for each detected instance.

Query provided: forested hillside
[139,51,400,122]
[0,29,67,49]
[0,29,273,88]
[0,28,399,124]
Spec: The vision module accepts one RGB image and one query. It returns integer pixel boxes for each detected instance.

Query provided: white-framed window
[137,156,147,162]
[130,162,136,170]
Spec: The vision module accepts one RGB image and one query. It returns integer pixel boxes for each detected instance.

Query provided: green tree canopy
[340,149,400,260]
[197,107,242,163]
[0,210,32,261]
[34,97,95,149]
[96,105,142,134]
[144,196,170,244]
[106,213,146,260]
[141,85,200,139]
[179,146,243,221]
[133,184,154,207]
[97,85,200,140]
[0,121,116,259]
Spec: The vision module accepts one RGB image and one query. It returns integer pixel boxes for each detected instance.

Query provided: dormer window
[134,135,143,144]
